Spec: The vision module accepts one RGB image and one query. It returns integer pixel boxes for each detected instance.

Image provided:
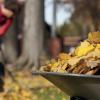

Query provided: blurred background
[0,0,100,99]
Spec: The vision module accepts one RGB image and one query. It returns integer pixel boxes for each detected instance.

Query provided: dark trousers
[0,63,5,92]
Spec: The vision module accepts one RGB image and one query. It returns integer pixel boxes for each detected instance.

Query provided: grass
[0,71,70,100]
[32,84,69,100]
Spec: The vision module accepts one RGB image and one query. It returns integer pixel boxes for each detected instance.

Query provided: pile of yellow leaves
[41,32,100,75]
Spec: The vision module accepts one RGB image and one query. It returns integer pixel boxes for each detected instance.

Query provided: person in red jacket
[1,0,19,85]
[0,0,20,92]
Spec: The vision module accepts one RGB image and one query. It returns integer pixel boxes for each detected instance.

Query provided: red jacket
[0,19,13,37]
[0,5,13,37]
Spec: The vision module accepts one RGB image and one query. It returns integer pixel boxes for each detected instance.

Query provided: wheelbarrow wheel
[71,96,87,100]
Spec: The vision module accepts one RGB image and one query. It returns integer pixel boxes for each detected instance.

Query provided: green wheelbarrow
[33,72,100,100]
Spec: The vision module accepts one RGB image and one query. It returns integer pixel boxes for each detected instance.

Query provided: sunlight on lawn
[0,72,69,100]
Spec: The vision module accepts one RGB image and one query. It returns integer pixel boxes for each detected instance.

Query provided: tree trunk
[15,0,44,69]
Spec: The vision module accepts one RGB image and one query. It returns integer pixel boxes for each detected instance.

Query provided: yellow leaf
[75,41,94,57]
[88,32,100,43]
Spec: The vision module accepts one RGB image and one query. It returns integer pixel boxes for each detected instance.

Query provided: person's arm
[0,19,13,37]
[1,7,14,18]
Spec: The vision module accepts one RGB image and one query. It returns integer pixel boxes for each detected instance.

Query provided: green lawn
[32,86,69,100]
[28,75,70,100]
[1,72,70,100]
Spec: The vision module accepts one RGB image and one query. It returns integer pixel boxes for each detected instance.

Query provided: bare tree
[59,0,100,31]
[15,0,44,69]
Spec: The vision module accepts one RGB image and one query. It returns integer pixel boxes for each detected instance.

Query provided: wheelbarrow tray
[33,72,100,100]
